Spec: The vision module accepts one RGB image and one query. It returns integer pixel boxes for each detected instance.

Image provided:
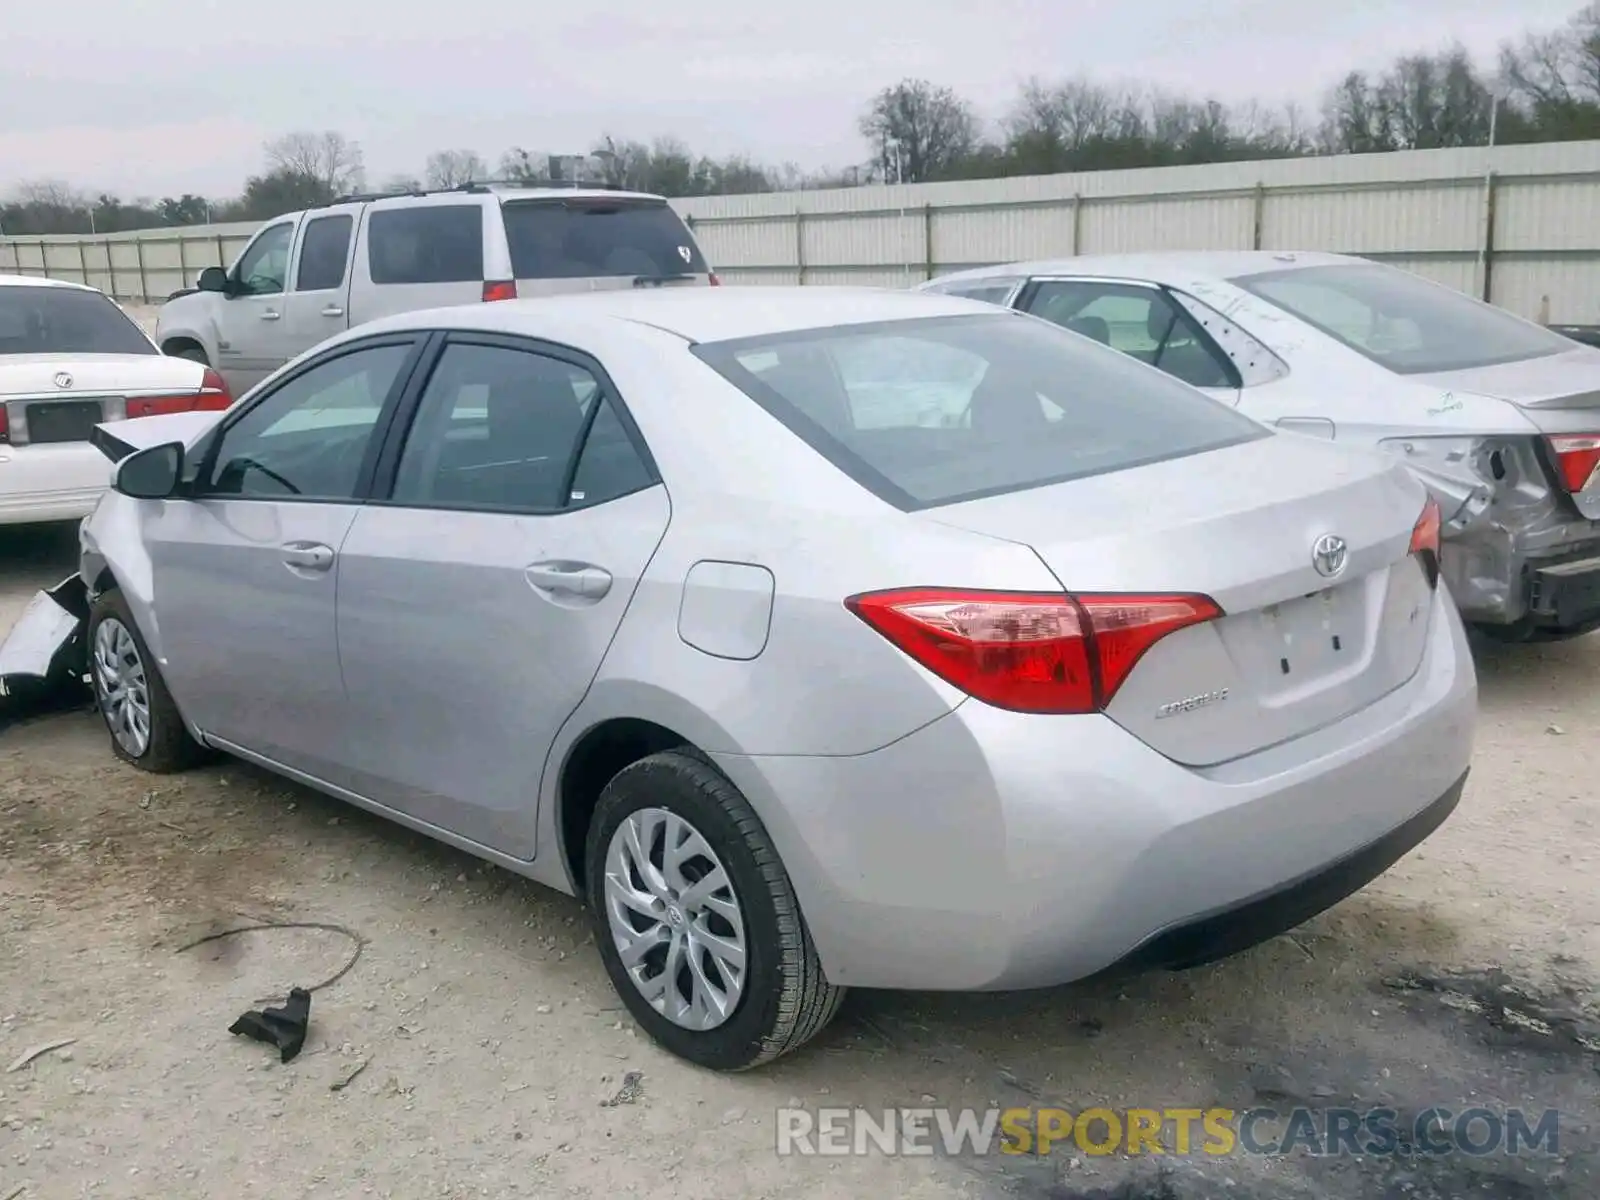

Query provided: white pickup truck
[155,184,716,397]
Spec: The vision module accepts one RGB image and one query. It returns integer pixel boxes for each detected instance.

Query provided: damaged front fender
[0,573,89,690]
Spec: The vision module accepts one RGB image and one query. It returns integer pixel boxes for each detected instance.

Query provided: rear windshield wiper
[632,273,696,288]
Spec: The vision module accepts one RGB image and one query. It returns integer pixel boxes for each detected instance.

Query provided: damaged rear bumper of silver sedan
[0,574,90,707]
[1389,434,1600,639]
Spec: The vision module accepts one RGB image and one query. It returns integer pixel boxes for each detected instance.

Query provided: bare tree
[264,131,366,193]
[859,79,980,183]
[424,149,488,189]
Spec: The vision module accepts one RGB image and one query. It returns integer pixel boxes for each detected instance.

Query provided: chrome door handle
[321,305,345,317]
[282,542,334,571]
[261,309,281,321]
[525,561,612,599]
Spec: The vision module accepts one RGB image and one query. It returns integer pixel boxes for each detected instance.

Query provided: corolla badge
[1311,533,1348,578]
[53,371,74,389]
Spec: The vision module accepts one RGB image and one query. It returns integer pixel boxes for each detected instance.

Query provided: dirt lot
[1,521,1596,1200]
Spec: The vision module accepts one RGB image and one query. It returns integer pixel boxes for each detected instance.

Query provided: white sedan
[921,252,1600,643]
[1,275,231,526]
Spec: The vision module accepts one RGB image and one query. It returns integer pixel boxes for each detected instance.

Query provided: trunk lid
[0,354,192,398]
[929,433,1436,766]
[1412,346,1600,518]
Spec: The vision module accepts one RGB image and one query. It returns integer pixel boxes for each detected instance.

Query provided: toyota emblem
[1311,533,1348,578]
[53,371,74,390]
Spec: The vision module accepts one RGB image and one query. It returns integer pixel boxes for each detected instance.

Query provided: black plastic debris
[229,988,312,1062]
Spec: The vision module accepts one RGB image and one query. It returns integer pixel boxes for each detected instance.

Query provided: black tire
[170,345,209,366]
[584,750,844,1071]
[87,588,204,773]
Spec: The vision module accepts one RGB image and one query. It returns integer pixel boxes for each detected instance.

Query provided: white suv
[154,184,717,396]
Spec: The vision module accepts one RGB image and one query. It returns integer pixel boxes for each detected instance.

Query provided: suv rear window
[367,205,484,285]
[693,313,1265,510]
[502,198,707,280]
[0,286,154,356]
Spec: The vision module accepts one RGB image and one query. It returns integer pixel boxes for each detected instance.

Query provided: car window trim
[364,329,662,518]
[1015,276,1244,390]
[187,332,433,506]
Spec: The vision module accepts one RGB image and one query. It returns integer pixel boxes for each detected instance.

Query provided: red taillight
[844,587,1223,714]
[126,368,232,419]
[0,406,8,444]
[482,280,517,302]
[1410,496,1442,589]
[1410,496,1441,557]
[709,273,721,287]
[1546,434,1600,492]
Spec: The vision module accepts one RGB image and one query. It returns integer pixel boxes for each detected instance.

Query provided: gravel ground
[0,520,1596,1200]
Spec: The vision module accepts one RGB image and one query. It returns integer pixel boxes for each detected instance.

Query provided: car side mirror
[197,266,230,294]
[114,443,185,500]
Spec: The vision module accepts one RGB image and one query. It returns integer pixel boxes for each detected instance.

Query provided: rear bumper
[1526,550,1600,629]
[1098,769,1465,975]
[0,444,110,526]
[713,585,1477,992]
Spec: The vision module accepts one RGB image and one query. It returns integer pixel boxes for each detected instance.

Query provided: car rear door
[1017,277,1242,405]
[500,196,713,295]
[331,332,670,859]
[279,202,362,354]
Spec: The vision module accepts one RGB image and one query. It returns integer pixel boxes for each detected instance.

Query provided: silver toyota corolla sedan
[920,252,1600,644]
[63,286,1476,1070]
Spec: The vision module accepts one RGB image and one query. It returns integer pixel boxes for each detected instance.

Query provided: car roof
[352,285,1001,345]
[0,273,100,293]
[927,249,1362,289]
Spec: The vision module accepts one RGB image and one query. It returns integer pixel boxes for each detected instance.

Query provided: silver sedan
[61,286,1475,1070]
[921,252,1600,643]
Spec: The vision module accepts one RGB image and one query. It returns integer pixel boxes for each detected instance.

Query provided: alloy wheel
[602,806,748,1031]
[92,617,151,757]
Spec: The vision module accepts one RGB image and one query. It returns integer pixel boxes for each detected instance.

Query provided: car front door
[280,204,361,357]
[333,334,670,858]
[147,334,427,777]
[1019,277,1243,404]
[213,217,303,396]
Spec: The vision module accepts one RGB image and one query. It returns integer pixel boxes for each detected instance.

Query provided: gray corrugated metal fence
[5,140,1600,321]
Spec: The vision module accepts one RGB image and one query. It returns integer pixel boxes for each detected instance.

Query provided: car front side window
[202,341,414,500]
[234,222,295,297]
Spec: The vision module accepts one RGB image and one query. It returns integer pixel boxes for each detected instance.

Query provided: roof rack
[322,179,629,207]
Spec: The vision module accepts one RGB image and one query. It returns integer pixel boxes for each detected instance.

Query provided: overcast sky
[3,0,1584,199]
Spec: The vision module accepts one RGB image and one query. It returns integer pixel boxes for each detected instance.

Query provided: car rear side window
[0,286,154,356]
[1025,280,1238,389]
[367,205,484,285]
[390,342,653,513]
[295,214,353,292]
[501,199,707,280]
[693,313,1265,510]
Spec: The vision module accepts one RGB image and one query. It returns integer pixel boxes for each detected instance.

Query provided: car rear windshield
[1233,262,1572,374]
[0,286,154,356]
[501,198,708,280]
[692,312,1266,510]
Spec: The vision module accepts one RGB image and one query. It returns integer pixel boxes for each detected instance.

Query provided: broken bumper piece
[0,573,89,688]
